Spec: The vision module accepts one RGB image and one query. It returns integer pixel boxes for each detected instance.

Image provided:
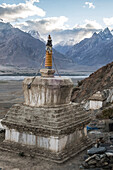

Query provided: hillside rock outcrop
[71,62,113,103]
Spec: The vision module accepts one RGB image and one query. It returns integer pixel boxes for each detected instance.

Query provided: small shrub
[18,152,25,157]
[97,108,113,119]
[102,108,113,119]
[77,80,83,87]
[96,79,100,83]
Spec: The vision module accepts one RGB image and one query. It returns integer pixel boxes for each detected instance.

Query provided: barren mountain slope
[71,62,113,102]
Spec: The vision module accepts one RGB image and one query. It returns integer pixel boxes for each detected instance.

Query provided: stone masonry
[1,35,92,163]
[1,76,91,163]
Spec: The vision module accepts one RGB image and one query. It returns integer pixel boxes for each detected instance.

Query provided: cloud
[15,16,68,34]
[0,0,45,22]
[84,2,95,9]
[52,29,93,45]
[28,0,40,3]
[103,17,113,26]
[14,18,102,45]
[52,20,102,45]
[79,20,102,30]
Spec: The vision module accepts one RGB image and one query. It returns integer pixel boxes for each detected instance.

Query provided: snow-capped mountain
[98,27,112,40]
[28,30,45,43]
[66,27,113,66]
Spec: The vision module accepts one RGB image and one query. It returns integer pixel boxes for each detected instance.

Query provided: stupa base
[1,103,92,163]
[0,137,92,163]
[40,68,55,77]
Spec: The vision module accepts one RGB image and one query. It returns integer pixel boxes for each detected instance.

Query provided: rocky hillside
[0,22,73,69]
[71,62,113,103]
[66,28,113,67]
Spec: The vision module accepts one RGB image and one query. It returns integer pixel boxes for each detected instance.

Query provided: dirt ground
[0,80,24,119]
[0,142,86,170]
[0,80,88,170]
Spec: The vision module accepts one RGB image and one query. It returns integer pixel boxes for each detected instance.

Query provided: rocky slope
[71,61,113,102]
[66,28,113,67]
[0,22,73,69]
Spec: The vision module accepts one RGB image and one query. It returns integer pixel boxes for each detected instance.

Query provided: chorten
[1,35,91,163]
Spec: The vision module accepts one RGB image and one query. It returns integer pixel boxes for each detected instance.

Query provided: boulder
[87,147,106,155]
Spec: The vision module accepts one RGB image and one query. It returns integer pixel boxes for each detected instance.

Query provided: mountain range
[0,21,113,70]
[55,28,113,67]
[0,22,73,69]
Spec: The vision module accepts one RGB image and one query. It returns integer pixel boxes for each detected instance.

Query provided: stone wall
[1,76,92,163]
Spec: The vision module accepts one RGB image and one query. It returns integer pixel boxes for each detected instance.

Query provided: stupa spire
[45,35,52,69]
[40,35,55,77]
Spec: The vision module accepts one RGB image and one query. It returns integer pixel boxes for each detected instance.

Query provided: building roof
[89,91,107,101]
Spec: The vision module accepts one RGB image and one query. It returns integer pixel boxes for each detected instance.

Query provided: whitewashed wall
[89,100,103,110]
[5,127,87,152]
[23,77,73,107]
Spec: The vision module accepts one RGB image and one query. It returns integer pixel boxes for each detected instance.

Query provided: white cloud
[0,0,45,22]
[28,0,40,3]
[103,17,113,26]
[14,18,102,45]
[15,16,68,34]
[84,2,95,9]
[74,20,102,30]
[54,20,102,45]
[56,20,102,45]
[84,20,102,29]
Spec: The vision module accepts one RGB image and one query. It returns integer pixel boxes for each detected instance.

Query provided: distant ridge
[55,28,113,67]
[66,27,113,67]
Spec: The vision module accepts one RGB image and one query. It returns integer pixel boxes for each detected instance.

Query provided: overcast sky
[0,0,113,45]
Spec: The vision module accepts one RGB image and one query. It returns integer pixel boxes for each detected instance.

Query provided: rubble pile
[82,139,113,169]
